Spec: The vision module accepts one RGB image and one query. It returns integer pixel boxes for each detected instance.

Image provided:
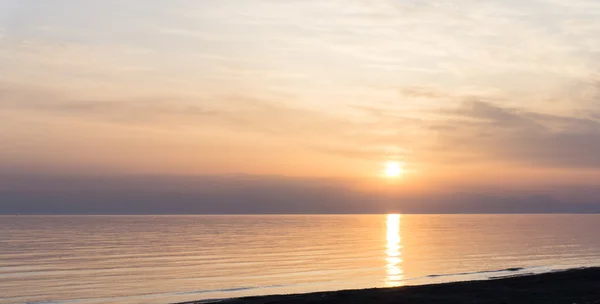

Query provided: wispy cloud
[431,100,600,168]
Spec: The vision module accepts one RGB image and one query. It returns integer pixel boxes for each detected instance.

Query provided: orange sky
[1,1,600,213]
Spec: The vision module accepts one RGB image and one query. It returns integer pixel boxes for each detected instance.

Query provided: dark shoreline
[185,267,600,304]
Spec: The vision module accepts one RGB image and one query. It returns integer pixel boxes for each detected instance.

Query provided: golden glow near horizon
[385,214,404,286]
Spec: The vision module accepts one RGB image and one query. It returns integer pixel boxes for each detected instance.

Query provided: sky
[1,0,600,214]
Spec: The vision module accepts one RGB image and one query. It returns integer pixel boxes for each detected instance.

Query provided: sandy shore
[184,267,600,304]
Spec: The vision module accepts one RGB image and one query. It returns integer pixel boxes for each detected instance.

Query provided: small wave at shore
[174,284,289,296]
[426,266,525,277]
[406,266,546,281]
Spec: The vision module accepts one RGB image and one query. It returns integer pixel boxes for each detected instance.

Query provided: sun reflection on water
[385,214,404,286]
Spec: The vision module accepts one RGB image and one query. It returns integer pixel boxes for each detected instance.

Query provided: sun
[383,161,404,178]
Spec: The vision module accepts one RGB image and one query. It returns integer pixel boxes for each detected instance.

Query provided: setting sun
[384,162,404,178]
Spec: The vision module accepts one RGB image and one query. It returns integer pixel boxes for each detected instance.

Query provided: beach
[189,267,600,304]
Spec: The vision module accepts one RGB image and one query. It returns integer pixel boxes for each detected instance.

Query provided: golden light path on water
[385,214,404,286]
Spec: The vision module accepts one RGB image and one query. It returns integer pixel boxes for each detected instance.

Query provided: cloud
[0,38,155,77]
[431,100,600,168]
[0,82,427,164]
[0,83,390,166]
[4,80,600,171]
[3,0,600,177]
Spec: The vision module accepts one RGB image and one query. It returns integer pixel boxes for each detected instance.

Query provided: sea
[1,214,599,304]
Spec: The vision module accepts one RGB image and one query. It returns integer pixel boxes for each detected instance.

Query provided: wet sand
[186,267,600,304]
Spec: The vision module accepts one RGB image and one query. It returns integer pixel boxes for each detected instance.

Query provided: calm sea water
[1,215,600,304]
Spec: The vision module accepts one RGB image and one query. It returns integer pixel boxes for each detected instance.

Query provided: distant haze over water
[1,214,599,304]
